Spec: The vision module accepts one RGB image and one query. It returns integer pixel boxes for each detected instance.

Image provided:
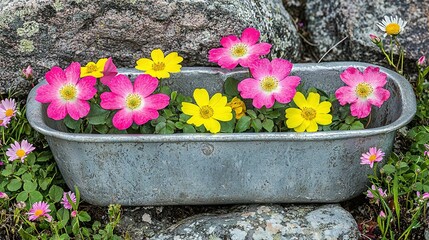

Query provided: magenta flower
[71,210,78,218]
[6,140,35,163]
[208,27,272,69]
[360,147,385,168]
[35,62,97,120]
[379,211,386,218]
[0,98,17,118]
[28,201,52,222]
[0,192,8,199]
[237,58,301,108]
[100,74,170,130]
[61,191,77,209]
[335,66,390,119]
[22,65,33,79]
[424,144,429,157]
[100,57,118,86]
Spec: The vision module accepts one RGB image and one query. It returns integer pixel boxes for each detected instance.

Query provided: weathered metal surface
[26,62,416,206]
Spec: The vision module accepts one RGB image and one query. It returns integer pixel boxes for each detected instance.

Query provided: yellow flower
[285,92,332,132]
[135,49,183,79]
[181,88,233,133]
[80,58,108,78]
[227,97,246,119]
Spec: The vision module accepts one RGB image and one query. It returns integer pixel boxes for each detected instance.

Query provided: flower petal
[306,120,319,132]
[135,58,154,71]
[133,108,159,125]
[66,100,90,120]
[151,49,165,63]
[220,35,240,48]
[144,94,170,110]
[316,101,332,113]
[193,89,210,107]
[363,66,387,88]
[335,86,357,105]
[45,66,66,87]
[134,74,158,97]
[46,100,67,120]
[307,92,320,107]
[340,67,363,87]
[181,102,201,116]
[204,118,221,133]
[100,92,125,110]
[76,76,97,100]
[240,27,260,45]
[293,92,307,109]
[112,109,133,130]
[350,100,372,118]
[65,62,81,84]
[315,113,332,125]
[237,78,260,99]
[108,74,133,97]
[271,58,293,80]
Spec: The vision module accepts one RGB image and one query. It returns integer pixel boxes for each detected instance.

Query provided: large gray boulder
[118,204,359,239]
[0,0,300,98]
[306,0,428,63]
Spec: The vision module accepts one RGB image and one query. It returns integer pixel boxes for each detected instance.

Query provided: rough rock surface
[0,0,300,98]
[118,204,360,239]
[306,0,429,63]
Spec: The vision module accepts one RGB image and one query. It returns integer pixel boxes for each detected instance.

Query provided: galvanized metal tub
[26,62,416,206]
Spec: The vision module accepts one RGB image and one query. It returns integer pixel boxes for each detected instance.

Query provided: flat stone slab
[126,204,359,239]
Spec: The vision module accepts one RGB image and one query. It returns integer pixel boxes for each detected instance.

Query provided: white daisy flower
[377,15,407,36]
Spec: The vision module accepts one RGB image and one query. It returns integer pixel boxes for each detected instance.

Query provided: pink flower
[424,144,429,157]
[27,201,52,222]
[367,185,387,198]
[423,193,429,199]
[418,56,426,66]
[71,210,77,218]
[100,57,118,86]
[237,58,301,108]
[6,140,36,163]
[369,34,381,44]
[335,66,390,118]
[379,211,386,218]
[61,191,77,209]
[0,192,8,199]
[0,111,11,128]
[208,27,272,69]
[22,65,33,79]
[0,98,17,118]
[360,147,385,168]
[100,74,170,130]
[35,62,97,120]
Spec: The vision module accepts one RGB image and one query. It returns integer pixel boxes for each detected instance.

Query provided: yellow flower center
[260,76,279,92]
[34,209,44,217]
[369,154,377,162]
[301,107,316,120]
[386,23,400,35]
[230,44,248,58]
[200,105,214,119]
[59,84,77,101]
[16,149,26,158]
[355,82,373,98]
[5,109,13,117]
[152,62,166,71]
[86,62,98,73]
[125,94,142,110]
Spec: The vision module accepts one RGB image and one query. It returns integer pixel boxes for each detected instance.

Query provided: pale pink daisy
[100,74,170,130]
[237,58,301,108]
[6,140,36,163]
[0,98,17,118]
[208,27,272,69]
[360,147,385,168]
[61,191,77,209]
[335,66,390,118]
[27,201,52,222]
[100,57,118,86]
[35,62,97,120]
[379,211,386,218]
[0,111,11,128]
[0,192,8,199]
[424,144,429,157]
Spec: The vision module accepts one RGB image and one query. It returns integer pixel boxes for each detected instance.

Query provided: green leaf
[7,179,22,191]
[183,125,196,133]
[49,185,64,202]
[36,151,52,162]
[29,191,43,204]
[159,85,172,95]
[64,116,82,130]
[235,116,251,133]
[15,165,28,176]
[251,118,263,132]
[26,152,36,165]
[57,208,70,229]
[345,116,355,125]
[23,181,38,192]
[16,191,28,202]
[350,121,364,130]
[82,227,91,237]
[382,164,396,175]
[224,77,240,96]
[72,218,79,235]
[38,178,52,191]
[2,165,14,177]
[220,119,235,133]
[78,211,91,222]
[21,173,33,182]
[247,109,257,119]
[18,228,38,240]
[175,122,184,129]
[87,104,110,125]
[262,119,274,132]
